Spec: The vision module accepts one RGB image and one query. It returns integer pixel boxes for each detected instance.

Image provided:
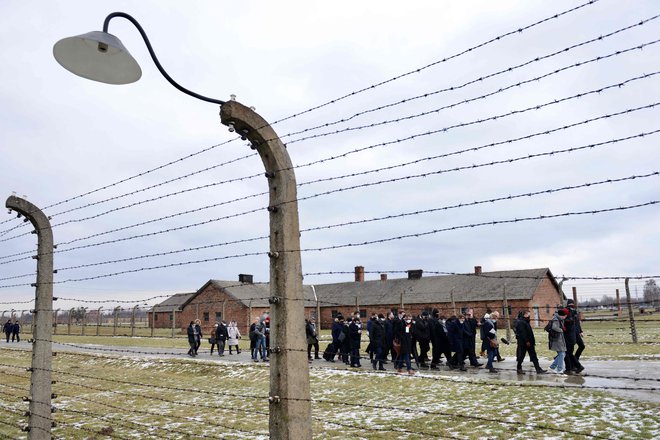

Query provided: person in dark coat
[394,313,414,375]
[447,315,467,371]
[186,321,196,357]
[3,320,12,343]
[216,320,229,356]
[365,313,377,362]
[330,315,344,362]
[384,312,394,361]
[11,321,20,343]
[564,299,584,374]
[413,311,431,367]
[369,314,387,370]
[464,309,482,367]
[209,322,219,355]
[193,319,202,355]
[348,317,363,367]
[306,318,320,360]
[515,310,546,374]
[430,310,452,369]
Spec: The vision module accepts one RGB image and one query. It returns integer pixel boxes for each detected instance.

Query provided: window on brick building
[169,313,173,321]
[154,314,158,321]
[359,309,367,318]
[331,310,339,319]
[215,312,222,321]
[460,307,469,315]
[203,312,209,322]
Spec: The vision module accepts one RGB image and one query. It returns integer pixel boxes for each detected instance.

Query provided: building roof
[314,268,560,307]
[149,292,195,313]
[182,280,318,308]
[152,268,561,311]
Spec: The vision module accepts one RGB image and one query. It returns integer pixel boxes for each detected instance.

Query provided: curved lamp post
[53,13,310,439]
[6,196,54,439]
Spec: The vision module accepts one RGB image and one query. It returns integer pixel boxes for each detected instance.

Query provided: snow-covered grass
[0,347,658,439]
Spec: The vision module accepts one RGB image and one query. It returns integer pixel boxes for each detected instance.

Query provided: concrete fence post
[6,195,54,439]
[113,307,120,336]
[131,305,138,337]
[502,283,511,342]
[221,100,311,439]
[53,309,59,335]
[625,278,638,343]
[81,307,87,336]
[151,306,155,337]
[67,308,74,335]
[171,308,176,339]
[96,307,103,336]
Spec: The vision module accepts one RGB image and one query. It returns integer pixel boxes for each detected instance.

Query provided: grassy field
[0,316,658,439]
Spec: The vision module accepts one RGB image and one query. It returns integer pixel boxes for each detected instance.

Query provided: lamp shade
[53,31,142,85]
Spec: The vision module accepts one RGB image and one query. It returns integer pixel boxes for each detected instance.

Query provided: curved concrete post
[6,195,53,439]
[96,307,103,336]
[220,100,311,440]
[81,307,87,336]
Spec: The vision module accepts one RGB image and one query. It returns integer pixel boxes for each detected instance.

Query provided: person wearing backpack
[548,309,568,374]
[515,310,546,374]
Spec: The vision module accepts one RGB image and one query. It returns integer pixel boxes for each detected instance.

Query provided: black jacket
[216,324,229,341]
[515,317,535,346]
[370,319,387,350]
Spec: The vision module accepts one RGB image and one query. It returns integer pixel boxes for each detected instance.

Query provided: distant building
[149,266,564,334]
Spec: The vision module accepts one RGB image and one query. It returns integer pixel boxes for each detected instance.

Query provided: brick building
[148,274,317,334]
[314,266,565,329]
[149,266,564,334]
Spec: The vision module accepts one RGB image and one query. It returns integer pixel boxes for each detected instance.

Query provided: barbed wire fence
[2,0,660,437]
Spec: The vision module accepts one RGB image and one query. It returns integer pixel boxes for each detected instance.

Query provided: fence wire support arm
[6,196,54,440]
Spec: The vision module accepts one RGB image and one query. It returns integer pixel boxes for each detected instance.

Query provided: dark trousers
[350,347,361,366]
[565,341,582,371]
[516,343,541,369]
[12,332,19,342]
[218,339,226,355]
[575,334,585,361]
[307,342,319,359]
[418,339,430,363]
[372,346,385,370]
[209,342,217,354]
[4,332,9,343]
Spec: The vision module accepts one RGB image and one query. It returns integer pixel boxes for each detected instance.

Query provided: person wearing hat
[548,308,568,374]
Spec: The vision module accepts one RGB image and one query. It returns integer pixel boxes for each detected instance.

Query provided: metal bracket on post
[6,196,54,440]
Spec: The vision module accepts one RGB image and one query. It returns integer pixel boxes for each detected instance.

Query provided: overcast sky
[1,0,658,311]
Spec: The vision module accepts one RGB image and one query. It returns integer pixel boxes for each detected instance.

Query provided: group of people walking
[544,299,585,375]
[325,308,505,375]
[3,320,20,343]
[208,320,242,356]
[319,303,585,376]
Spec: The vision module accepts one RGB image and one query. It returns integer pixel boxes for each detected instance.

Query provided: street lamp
[53,12,311,440]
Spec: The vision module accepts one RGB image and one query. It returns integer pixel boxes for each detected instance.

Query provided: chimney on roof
[238,274,253,284]
[474,266,482,275]
[407,269,423,280]
[354,266,365,282]
[380,273,388,281]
